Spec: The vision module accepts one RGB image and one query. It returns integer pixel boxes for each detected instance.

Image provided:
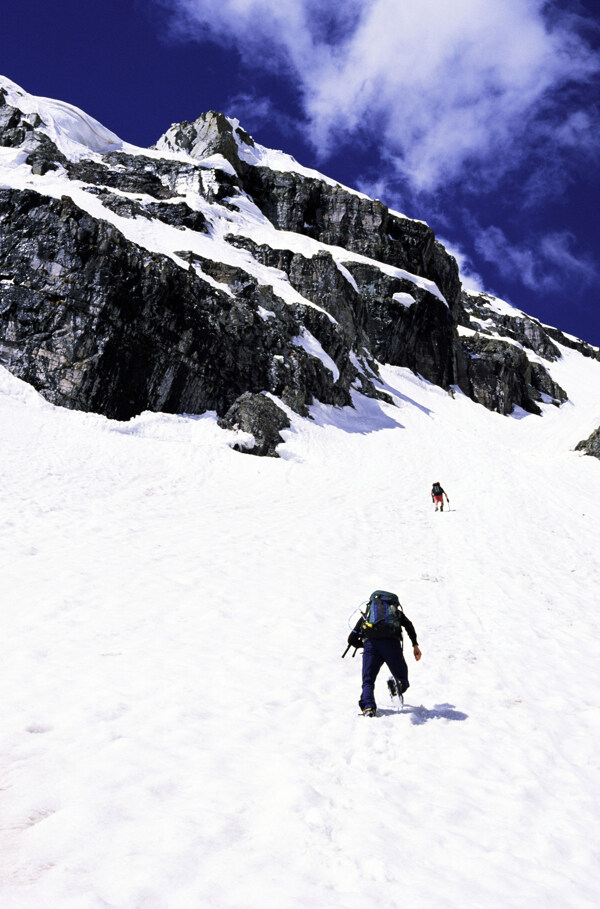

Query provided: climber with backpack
[345,590,422,717]
[431,481,449,511]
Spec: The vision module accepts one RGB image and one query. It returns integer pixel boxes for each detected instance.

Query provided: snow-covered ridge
[0,76,418,227]
[0,78,447,314]
[154,107,381,205]
[0,76,125,161]
[465,289,525,319]
[227,115,376,201]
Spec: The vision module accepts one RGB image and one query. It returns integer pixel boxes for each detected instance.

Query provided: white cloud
[158,0,600,193]
[475,225,597,293]
[439,239,486,295]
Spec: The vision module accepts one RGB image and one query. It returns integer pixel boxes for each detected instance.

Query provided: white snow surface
[392,292,417,309]
[1,341,600,908]
[0,76,125,161]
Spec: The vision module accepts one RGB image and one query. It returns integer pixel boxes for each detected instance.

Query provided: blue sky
[2,0,599,344]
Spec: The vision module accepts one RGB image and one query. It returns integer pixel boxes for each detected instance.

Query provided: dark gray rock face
[344,261,455,389]
[459,336,567,415]
[544,326,600,362]
[575,426,600,459]
[0,89,44,150]
[459,291,561,360]
[218,392,290,456]
[155,110,254,167]
[226,236,454,389]
[158,113,574,418]
[225,237,370,351]
[0,88,589,454]
[0,189,354,421]
[457,291,568,411]
[0,88,67,177]
[238,165,463,317]
[159,111,462,392]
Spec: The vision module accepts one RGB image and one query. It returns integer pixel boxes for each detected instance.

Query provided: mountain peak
[154,110,255,167]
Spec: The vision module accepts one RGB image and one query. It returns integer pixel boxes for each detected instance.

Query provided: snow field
[0,346,599,908]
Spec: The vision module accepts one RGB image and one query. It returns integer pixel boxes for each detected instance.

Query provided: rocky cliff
[576,426,600,460]
[1,78,598,454]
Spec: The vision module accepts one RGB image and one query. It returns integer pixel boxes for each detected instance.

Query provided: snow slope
[1,338,599,908]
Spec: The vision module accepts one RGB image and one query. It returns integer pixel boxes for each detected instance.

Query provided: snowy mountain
[2,76,598,455]
[1,79,600,908]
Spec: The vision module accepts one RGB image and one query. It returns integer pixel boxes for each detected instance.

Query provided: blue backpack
[361,590,403,639]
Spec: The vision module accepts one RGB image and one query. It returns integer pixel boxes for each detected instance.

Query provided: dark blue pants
[360,638,409,710]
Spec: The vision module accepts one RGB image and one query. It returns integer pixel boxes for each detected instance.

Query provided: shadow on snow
[379,703,468,724]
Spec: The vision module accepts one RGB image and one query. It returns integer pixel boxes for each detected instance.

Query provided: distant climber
[346,590,422,717]
[431,481,449,511]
